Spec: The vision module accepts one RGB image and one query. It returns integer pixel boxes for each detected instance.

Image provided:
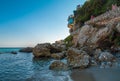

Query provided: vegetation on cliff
[64,35,73,48]
[74,0,120,24]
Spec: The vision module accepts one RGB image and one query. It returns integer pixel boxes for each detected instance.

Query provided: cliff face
[71,6,120,50]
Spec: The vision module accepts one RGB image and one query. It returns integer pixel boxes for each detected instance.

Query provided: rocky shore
[29,6,120,71]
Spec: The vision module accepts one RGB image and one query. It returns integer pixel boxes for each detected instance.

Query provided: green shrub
[114,36,120,46]
[64,35,73,48]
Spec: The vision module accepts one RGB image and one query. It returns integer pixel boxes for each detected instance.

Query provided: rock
[19,47,33,53]
[11,51,17,54]
[78,25,96,47]
[51,43,66,52]
[100,61,112,68]
[49,61,68,70]
[77,20,117,48]
[100,62,106,68]
[51,51,66,60]
[93,49,102,59]
[67,48,90,69]
[33,43,51,57]
[98,52,117,68]
[33,43,65,58]
[50,45,63,53]
[111,46,120,53]
[98,52,114,62]
[116,23,120,33]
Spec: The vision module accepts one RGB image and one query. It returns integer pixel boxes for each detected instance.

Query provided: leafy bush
[64,35,73,48]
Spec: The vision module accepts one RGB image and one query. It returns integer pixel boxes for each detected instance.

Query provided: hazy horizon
[0,0,86,47]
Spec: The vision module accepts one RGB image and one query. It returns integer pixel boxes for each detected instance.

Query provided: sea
[0,48,72,81]
[0,48,120,81]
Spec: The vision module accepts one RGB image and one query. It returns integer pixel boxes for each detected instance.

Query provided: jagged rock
[51,51,66,60]
[98,52,114,62]
[116,23,120,33]
[33,43,64,58]
[33,43,51,57]
[67,48,90,69]
[49,61,68,70]
[77,22,115,49]
[52,43,66,52]
[50,45,63,53]
[19,47,33,53]
[78,25,96,47]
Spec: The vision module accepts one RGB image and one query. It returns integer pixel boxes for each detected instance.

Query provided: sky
[0,0,86,47]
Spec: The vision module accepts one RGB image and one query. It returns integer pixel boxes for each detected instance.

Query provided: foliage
[64,35,73,48]
[114,36,120,46]
[109,30,120,46]
[74,0,120,24]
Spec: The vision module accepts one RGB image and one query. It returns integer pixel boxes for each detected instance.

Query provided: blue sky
[0,0,86,47]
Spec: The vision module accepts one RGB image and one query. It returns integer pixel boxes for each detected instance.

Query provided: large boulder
[67,48,90,69]
[33,43,64,57]
[33,43,52,57]
[49,61,68,70]
[19,47,33,53]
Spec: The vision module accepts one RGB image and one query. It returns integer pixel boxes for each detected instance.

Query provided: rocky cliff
[73,6,120,50]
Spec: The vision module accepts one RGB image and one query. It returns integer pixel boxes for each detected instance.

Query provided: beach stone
[49,61,68,70]
[67,48,90,69]
[19,47,33,53]
[98,52,114,62]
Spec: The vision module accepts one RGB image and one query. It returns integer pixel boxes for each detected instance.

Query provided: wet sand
[71,67,120,81]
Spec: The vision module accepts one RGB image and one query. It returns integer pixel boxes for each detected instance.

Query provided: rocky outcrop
[33,43,52,57]
[77,25,97,47]
[49,61,68,70]
[19,47,33,53]
[33,43,66,58]
[67,48,90,69]
[77,16,120,49]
